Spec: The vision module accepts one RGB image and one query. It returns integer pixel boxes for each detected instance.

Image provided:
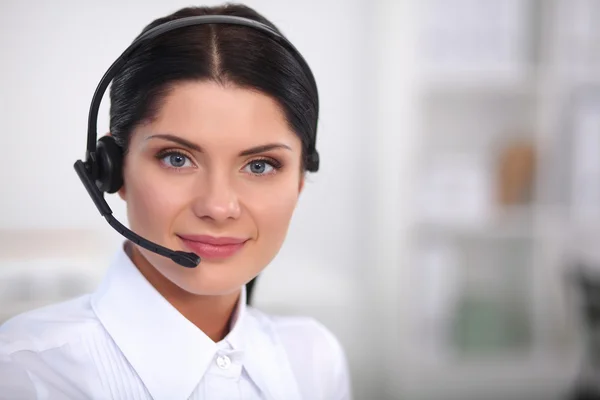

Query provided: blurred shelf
[419,70,540,98]
[419,66,600,97]
[556,68,600,87]
[413,205,570,239]
[412,222,534,240]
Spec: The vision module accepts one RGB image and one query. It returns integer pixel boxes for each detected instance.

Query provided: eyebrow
[145,134,292,156]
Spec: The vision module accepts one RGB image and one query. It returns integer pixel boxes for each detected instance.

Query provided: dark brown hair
[109,3,318,170]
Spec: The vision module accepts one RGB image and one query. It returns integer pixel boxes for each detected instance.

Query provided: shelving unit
[397,0,600,398]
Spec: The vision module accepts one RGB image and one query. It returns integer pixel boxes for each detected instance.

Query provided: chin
[178,284,241,297]
[165,258,253,296]
[135,245,260,297]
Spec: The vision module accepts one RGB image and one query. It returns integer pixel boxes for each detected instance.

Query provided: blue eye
[160,152,193,168]
[244,160,276,175]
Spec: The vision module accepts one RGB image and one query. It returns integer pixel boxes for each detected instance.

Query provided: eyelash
[246,157,283,176]
[155,149,195,170]
[154,149,283,175]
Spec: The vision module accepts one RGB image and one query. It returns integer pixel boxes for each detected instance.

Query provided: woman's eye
[160,152,193,168]
[244,160,275,175]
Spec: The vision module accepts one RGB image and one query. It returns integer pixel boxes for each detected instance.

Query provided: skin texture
[116,80,305,340]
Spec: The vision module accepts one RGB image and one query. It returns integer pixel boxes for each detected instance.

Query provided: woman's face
[119,81,304,295]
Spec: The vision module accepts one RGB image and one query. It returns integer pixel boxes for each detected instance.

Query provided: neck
[128,243,240,342]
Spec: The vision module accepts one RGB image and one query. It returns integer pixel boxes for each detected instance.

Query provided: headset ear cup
[96,136,124,194]
[306,150,320,172]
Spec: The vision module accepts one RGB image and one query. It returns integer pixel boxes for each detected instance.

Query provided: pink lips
[177,234,248,260]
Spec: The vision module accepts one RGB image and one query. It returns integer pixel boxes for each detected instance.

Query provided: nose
[192,171,241,222]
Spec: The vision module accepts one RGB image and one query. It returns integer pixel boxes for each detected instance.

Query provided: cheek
[124,159,189,234]
[244,179,300,241]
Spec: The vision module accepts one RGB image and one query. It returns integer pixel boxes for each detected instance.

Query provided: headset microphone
[74,15,319,269]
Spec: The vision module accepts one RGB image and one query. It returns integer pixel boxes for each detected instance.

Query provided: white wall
[362,1,421,397]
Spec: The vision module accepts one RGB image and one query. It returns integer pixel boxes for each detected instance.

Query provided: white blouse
[0,246,351,400]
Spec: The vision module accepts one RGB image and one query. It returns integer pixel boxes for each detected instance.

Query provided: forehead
[135,80,300,150]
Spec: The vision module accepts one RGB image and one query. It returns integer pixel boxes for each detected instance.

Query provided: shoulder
[247,307,352,399]
[0,295,99,355]
[0,296,111,399]
[268,312,345,357]
[246,306,345,357]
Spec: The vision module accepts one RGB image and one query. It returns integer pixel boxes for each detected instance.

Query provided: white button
[216,355,231,370]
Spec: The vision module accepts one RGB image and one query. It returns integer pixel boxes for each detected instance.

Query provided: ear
[298,172,305,194]
[118,185,127,201]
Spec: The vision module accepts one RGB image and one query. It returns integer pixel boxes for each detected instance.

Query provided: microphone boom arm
[74,160,200,268]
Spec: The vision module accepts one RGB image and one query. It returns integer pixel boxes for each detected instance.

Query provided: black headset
[74,15,320,269]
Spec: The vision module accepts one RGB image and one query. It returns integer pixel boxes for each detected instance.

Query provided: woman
[0,4,351,400]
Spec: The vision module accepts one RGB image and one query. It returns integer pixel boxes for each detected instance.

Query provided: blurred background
[1,0,600,399]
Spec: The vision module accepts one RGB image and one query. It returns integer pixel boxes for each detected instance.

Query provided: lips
[177,234,248,260]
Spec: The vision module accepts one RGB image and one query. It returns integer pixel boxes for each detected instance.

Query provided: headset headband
[86,15,319,160]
